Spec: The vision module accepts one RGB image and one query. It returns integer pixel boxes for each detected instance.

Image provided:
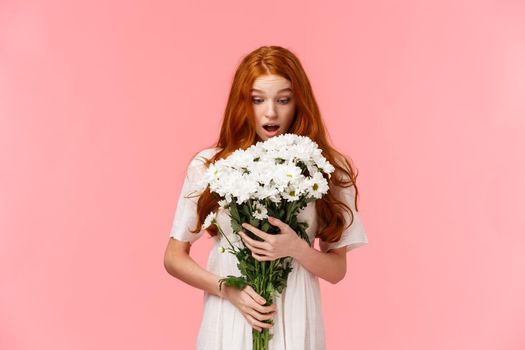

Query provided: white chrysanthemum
[312,152,335,174]
[199,133,334,206]
[201,211,217,231]
[303,171,330,199]
[236,153,256,169]
[282,183,301,202]
[283,163,302,180]
[252,201,268,220]
[255,184,282,202]
[229,173,259,204]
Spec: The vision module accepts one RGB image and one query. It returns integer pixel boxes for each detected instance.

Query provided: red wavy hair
[187,45,361,244]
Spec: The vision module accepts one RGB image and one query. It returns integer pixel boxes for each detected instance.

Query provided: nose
[264,100,278,118]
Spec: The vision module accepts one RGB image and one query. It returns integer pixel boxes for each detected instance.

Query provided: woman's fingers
[245,313,273,331]
[242,286,277,314]
[267,216,289,232]
[243,285,266,305]
[249,308,276,321]
[241,223,273,242]
[239,231,272,250]
[244,241,269,256]
[240,232,276,261]
[246,316,262,332]
[250,299,276,314]
[235,285,277,332]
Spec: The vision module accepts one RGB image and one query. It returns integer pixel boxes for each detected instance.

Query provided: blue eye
[278,98,290,104]
[252,97,263,104]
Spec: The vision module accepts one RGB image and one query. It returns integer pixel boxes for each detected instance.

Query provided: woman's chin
[255,133,267,142]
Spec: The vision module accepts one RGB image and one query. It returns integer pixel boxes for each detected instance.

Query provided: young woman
[164,45,368,349]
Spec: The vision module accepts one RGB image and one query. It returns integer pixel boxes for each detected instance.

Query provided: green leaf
[241,204,251,217]
[261,221,270,232]
[218,275,248,290]
[229,202,240,222]
[231,220,242,233]
[249,216,260,226]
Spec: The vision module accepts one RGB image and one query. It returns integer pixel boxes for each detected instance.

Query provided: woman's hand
[221,284,276,332]
[239,216,306,261]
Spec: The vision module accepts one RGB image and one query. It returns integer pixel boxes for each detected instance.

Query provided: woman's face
[251,74,296,142]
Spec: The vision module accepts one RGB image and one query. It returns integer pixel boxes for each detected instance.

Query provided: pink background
[1,1,524,349]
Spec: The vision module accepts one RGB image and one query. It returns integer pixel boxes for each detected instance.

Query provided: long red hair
[187,45,361,244]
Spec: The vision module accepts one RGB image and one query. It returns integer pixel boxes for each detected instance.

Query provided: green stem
[216,222,237,252]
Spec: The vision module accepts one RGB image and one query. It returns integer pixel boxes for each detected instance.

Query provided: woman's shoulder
[184,147,223,188]
[187,146,223,170]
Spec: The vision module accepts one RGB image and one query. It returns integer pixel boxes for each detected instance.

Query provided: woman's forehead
[251,74,292,93]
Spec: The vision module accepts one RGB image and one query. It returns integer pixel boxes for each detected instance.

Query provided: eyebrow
[250,88,293,94]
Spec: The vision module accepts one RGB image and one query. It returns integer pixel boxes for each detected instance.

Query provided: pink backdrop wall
[1,1,524,349]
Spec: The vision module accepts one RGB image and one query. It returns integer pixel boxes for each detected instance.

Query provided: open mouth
[263,124,280,132]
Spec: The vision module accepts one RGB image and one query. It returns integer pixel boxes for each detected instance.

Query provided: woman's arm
[164,238,225,297]
[294,240,347,284]
[164,238,277,332]
[240,217,347,284]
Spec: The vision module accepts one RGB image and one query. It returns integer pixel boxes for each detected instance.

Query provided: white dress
[169,147,369,350]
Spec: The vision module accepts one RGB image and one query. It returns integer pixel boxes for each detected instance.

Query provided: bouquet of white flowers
[199,133,335,350]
